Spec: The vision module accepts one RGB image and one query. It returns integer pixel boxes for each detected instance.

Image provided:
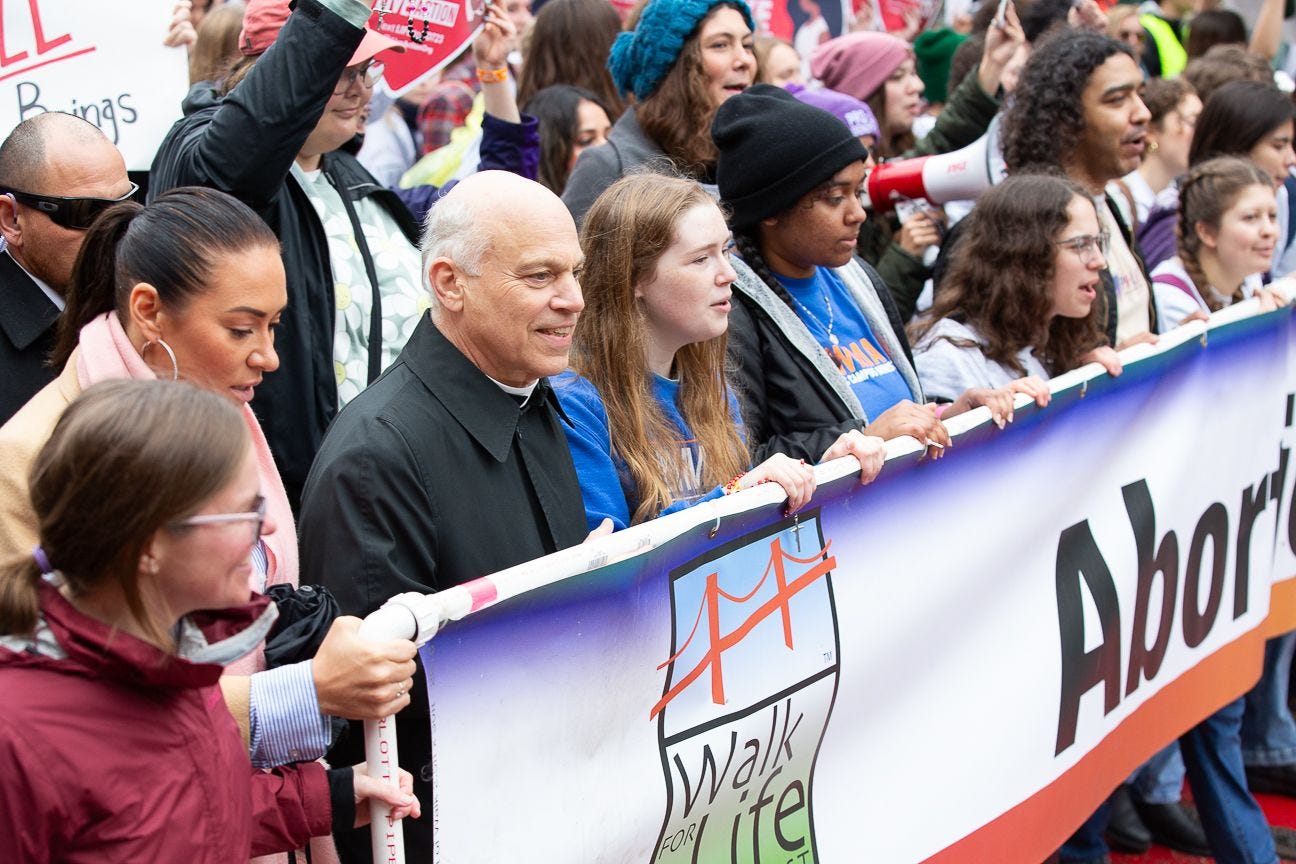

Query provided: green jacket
[863,66,1001,323]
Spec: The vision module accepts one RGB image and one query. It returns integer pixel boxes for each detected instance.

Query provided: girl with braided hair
[1136,79,1296,273]
[713,84,1020,465]
[554,173,885,531]
[1151,157,1290,330]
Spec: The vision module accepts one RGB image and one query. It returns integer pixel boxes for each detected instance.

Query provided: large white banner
[415,302,1296,863]
[0,0,188,169]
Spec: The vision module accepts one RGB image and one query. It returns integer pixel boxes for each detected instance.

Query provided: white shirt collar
[6,250,64,311]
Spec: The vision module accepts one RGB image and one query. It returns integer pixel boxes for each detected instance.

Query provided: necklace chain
[786,284,838,346]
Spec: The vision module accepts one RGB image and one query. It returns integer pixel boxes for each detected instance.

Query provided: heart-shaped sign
[369,0,485,95]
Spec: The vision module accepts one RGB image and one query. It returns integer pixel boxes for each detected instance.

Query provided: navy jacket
[0,252,59,424]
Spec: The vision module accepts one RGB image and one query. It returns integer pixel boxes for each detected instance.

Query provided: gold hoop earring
[140,338,179,381]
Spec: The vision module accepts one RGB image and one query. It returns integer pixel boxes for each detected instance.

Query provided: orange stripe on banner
[1264,578,1296,638]
[921,626,1267,864]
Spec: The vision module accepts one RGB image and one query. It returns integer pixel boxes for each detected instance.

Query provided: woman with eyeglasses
[149,0,532,511]
[712,85,1020,466]
[908,175,1114,404]
[1152,157,1290,330]
[0,379,419,862]
[0,188,419,799]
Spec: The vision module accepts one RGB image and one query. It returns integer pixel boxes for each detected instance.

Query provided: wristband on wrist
[476,66,509,83]
[933,403,947,420]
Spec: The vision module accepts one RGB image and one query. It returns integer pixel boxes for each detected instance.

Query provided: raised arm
[150,0,374,210]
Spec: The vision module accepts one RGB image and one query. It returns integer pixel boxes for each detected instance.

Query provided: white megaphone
[863,124,1005,214]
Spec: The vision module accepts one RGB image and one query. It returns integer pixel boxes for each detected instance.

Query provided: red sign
[369,0,484,95]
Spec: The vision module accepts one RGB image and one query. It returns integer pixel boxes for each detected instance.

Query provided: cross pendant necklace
[787,287,838,346]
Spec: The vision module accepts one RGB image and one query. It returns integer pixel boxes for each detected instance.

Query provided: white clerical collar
[6,250,64,311]
[487,375,538,406]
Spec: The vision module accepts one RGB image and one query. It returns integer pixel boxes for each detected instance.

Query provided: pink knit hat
[810,32,912,102]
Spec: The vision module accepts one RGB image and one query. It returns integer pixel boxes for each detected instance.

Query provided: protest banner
[0,0,188,170]
[402,300,1296,863]
[368,0,485,95]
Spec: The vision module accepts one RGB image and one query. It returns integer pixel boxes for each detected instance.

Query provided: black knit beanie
[712,83,870,229]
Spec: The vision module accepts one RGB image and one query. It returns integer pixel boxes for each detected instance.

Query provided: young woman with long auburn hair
[555,174,885,530]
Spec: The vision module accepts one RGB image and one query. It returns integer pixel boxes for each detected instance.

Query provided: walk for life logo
[651,514,841,864]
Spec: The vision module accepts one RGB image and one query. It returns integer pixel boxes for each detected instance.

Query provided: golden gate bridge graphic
[651,532,837,720]
[653,514,841,863]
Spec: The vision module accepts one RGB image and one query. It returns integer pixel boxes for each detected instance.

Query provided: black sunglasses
[3,182,139,230]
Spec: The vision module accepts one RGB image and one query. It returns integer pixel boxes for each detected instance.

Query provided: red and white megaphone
[863,127,1005,214]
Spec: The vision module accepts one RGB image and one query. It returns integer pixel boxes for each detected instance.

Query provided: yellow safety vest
[1140,13,1187,78]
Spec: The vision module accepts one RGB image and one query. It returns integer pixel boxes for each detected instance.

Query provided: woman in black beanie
[712,84,1016,464]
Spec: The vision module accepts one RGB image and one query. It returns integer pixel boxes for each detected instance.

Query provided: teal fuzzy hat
[608,0,755,102]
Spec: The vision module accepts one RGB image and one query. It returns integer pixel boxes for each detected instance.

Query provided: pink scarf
[76,313,300,675]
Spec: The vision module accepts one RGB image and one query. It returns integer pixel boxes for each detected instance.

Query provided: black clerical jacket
[298,313,588,863]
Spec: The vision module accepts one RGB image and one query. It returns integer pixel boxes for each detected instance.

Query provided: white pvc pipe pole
[357,603,420,864]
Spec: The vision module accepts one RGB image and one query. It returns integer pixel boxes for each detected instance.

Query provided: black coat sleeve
[149,0,364,209]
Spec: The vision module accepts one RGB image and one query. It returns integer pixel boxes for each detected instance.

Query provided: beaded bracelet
[722,472,747,495]
[476,66,509,84]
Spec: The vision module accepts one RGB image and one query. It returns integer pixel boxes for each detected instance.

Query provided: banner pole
[358,600,428,864]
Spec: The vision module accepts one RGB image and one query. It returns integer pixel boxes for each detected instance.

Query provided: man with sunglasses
[0,113,134,423]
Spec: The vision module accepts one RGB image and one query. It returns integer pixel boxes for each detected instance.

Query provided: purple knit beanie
[810,32,912,101]
[785,83,880,140]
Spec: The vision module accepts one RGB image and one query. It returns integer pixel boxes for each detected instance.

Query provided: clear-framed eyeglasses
[169,495,267,542]
[1055,231,1110,265]
[335,61,385,94]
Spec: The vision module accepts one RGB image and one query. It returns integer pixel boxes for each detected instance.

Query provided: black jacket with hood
[149,0,420,509]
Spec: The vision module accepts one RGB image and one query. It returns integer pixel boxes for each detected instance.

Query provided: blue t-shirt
[553,371,741,531]
[777,267,914,420]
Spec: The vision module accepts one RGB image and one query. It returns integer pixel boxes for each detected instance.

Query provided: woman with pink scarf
[0,187,295,641]
[0,187,416,862]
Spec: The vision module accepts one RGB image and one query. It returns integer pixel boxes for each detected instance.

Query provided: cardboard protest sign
[0,0,188,170]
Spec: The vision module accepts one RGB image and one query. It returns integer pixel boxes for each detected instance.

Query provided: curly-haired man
[1003,29,1158,350]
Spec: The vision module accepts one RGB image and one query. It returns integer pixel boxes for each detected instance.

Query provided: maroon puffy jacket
[0,580,331,862]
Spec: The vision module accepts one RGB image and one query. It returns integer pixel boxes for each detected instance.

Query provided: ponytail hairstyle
[908,174,1105,376]
[573,173,748,525]
[52,187,280,368]
[1176,156,1275,311]
[0,379,249,647]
